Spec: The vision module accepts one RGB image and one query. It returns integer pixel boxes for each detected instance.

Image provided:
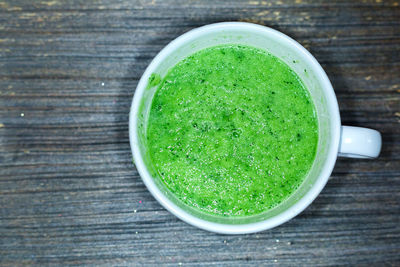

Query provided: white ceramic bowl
[129,22,382,234]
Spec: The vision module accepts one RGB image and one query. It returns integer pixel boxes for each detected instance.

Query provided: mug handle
[338,126,382,158]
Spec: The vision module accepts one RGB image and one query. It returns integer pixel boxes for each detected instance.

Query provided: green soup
[146,44,318,217]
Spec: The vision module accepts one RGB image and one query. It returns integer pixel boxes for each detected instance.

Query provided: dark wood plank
[1,0,399,266]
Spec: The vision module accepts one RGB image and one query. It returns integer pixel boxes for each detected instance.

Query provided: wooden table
[1,0,399,265]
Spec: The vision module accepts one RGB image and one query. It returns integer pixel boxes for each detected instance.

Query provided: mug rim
[129,22,341,234]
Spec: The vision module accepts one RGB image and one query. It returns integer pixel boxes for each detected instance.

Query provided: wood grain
[1,0,399,266]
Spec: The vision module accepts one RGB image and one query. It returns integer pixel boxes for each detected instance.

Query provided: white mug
[129,22,382,234]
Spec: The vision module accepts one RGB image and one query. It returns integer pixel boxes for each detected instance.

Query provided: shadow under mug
[129,22,382,234]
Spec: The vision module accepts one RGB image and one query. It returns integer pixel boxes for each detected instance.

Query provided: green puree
[147,44,318,216]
